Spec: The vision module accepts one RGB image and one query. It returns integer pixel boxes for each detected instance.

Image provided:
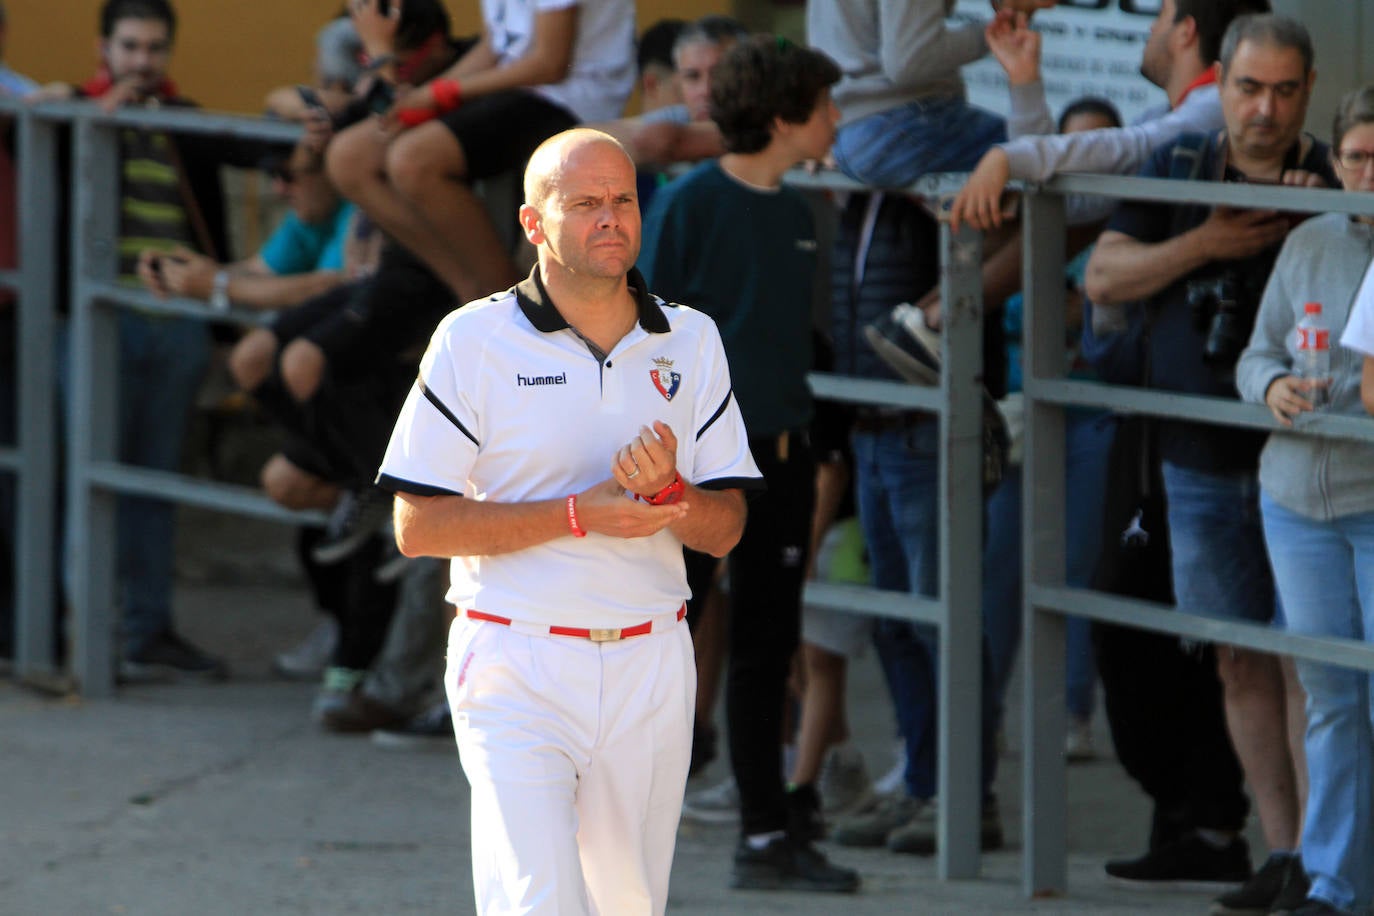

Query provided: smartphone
[295,85,326,113]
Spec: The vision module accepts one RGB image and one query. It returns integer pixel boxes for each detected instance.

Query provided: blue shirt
[259,202,353,275]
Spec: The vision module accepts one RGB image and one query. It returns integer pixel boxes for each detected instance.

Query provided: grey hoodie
[1236,212,1374,521]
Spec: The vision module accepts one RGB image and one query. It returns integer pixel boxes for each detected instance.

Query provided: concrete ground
[0,508,1259,915]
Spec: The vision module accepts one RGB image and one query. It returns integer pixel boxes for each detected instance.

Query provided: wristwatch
[644,472,685,506]
[209,269,231,314]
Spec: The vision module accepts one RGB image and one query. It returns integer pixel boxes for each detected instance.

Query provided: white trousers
[445,614,695,916]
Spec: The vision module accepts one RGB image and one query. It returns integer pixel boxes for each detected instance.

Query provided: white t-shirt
[377,268,762,628]
[484,0,636,123]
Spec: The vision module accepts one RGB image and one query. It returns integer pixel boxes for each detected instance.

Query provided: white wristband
[209,269,231,314]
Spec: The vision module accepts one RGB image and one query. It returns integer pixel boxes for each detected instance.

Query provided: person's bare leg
[326,120,471,296]
[260,452,340,511]
[789,643,849,787]
[228,327,279,392]
[386,122,520,304]
[279,338,327,403]
[1281,655,1308,832]
[1217,647,1302,851]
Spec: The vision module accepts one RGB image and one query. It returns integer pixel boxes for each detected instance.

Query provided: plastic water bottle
[1295,302,1330,410]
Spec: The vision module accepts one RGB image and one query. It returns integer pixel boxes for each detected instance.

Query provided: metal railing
[6,98,1374,900]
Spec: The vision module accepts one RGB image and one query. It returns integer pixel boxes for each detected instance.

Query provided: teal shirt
[260,202,353,275]
[638,161,815,438]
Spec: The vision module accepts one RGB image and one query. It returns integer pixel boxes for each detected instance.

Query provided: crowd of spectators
[2,0,1373,912]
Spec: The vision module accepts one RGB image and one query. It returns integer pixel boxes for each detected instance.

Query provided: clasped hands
[571,421,688,539]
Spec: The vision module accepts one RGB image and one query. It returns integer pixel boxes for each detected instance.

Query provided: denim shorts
[833,95,1006,189]
[1162,462,1280,626]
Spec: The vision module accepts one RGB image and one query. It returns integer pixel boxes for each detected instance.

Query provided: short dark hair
[1173,0,1270,66]
[395,0,451,54]
[1057,96,1122,134]
[100,0,176,39]
[709,35,840,155]
[1219,13,1314,79]
[638,18,687,75]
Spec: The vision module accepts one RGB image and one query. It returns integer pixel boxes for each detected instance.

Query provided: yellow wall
[5,0,758,114]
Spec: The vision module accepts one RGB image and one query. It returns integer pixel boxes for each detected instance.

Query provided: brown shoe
[320,691,407,733]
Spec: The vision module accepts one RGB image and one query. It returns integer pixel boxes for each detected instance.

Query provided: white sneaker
[681,777,739,824]
[873,741,907,797]
[1065,717,1096,763]
[817,744,875,815]
[273,617,339,681]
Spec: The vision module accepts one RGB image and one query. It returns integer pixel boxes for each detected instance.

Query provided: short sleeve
[259,212,326,276]
[1341,257,1374,357]
[688,315,762,491]
[376,313,479,496]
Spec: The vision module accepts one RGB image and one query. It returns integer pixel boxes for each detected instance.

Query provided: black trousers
[687,430,815,837]
[1092,418,1249,841]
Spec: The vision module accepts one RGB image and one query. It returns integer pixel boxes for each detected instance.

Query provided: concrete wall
[1272,0,1374,139]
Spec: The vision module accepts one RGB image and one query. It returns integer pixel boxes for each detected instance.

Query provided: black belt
[852,410,922,433]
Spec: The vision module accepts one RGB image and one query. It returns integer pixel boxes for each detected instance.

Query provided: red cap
[1304,302,1322,314]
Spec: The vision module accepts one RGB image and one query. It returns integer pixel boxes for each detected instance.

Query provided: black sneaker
[730,834,860,893]
[1106,832,1252,891]
[119,630,229,683]
[311,486,393,565]
[371,701,454,751]
[1211,852,1295,915]
[1268,857,1312,915]
[786,783,826,843]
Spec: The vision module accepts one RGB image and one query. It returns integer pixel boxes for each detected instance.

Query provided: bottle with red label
[1295,301,1330,410]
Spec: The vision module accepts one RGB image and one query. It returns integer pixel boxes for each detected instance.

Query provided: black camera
[1185,272,1251,366]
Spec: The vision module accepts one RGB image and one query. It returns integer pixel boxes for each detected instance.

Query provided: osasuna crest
[650,356,681,401]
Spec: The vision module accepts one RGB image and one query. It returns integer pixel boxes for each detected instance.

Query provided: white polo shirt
[377,267,763,628]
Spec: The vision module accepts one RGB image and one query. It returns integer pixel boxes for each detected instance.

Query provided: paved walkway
[1,511,1256,914]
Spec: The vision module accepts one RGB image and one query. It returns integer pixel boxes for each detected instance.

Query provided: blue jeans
[833,96,1007,189]
[983,410,1115,723]
[852,421,998,800]
[57,313,211,654]
[1161,462,1278,627]
[1261,493,1374,913]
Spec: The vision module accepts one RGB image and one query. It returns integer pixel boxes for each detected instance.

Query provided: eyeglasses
[1335,149,1374,170]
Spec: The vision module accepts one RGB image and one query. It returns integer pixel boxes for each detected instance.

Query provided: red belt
[465,605,686,642]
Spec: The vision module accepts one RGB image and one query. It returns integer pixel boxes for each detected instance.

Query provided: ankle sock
[1195,828,1235,849]
[746,830,786,850]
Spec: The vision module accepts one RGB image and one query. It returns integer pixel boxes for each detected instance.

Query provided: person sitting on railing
[1084,13,1332,905]
[325,0,636,306]
[1237,84,1374,916]
[35,0,286,682]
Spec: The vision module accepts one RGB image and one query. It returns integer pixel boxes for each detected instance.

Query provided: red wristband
[429,78,463,113]
[566,494,587,538]
[396,107,439,128]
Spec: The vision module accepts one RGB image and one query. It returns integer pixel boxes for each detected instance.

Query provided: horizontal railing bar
[1048,172,1374,217]
[88,281,267,326]
[1031,583,1374,672]
[10,99,303,143]
[85,462,328,527]
[808,371,943,413]
[803,581,943,627]
[1030,378,1374,443]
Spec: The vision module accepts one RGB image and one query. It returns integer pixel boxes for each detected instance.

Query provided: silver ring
[626,467,641,479]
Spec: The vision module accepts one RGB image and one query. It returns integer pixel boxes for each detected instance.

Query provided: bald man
[376,129,761,915]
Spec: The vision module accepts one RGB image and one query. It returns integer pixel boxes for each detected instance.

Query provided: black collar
[514,266,670,335]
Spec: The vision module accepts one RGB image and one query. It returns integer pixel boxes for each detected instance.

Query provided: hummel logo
[517,372,567,387]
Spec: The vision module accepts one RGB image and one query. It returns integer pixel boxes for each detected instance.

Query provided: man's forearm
[395,492,567,558]
[668,486,746,558]
[227,270,344,310]
[1085,230,1211,305]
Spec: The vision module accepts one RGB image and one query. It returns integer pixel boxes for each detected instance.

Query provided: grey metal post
[1020,187,1069,896]
[67,116,122,696]
[936,220,985,879]
[13,111,59,678]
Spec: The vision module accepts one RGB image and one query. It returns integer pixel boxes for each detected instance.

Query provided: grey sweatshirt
[1236,213,1374,521]
[807,0,985,126]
